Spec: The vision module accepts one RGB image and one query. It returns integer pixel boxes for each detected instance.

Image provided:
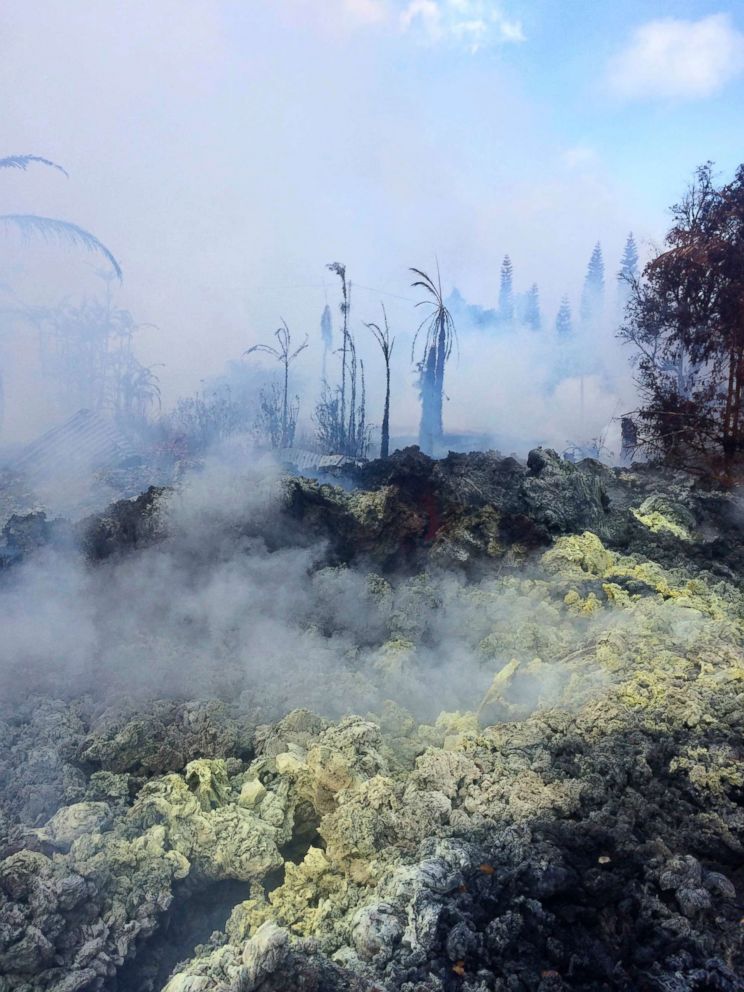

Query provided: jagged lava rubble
[1,447,743,991]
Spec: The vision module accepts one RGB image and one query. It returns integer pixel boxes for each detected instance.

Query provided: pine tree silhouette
[580,242,605,325]
[617,232,639,311]
[499,254,514,322]
[556,295,573,338]
[524,283,541,331]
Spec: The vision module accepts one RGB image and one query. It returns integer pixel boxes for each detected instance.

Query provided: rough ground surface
[1,448,743,991]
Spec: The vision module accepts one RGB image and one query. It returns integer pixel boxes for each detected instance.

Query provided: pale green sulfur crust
[2,526,744,990]
[346,486,401,528]
[631,507,693,541]
[161,531,743,987]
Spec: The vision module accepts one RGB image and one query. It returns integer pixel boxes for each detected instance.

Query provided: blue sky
[1,0,743,435]
[274,0,744,224]
[509,1,744,208]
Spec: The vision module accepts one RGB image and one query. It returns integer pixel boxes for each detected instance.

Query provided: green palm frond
[0,155,69,177]
[0,214,122,279]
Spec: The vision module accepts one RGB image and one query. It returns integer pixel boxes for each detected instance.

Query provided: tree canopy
[621,162,744,465]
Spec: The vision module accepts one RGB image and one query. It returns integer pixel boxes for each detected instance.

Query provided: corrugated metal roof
[13,409,137,481]
[257,447,360,472]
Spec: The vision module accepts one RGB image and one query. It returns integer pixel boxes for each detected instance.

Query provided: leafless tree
[245,320,308,449]
[365,304,394,458]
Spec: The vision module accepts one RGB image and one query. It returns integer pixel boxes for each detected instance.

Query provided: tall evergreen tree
[619,232,639,281]
[498,254,514,322]
[580,242,605,325]
[555,296,573,338]
[617,232,639,311]
[524,283,541,331]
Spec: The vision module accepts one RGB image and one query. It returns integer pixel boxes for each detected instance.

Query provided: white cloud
[400,0,442,38]
[400,0,525,51]
[608,13,744,101]
[279,0,523,50]
[278,0,391,33]
[341,0,389,25]
[561,145,600,170]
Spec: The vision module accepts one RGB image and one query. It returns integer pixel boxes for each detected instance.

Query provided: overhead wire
[265,282,419,305]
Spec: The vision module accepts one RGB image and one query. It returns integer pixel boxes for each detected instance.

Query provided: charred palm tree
[411,264,456,455]
[365,304,394,458]
[327,262,350,430]
[245,320,308,448]
[315,262,369,458]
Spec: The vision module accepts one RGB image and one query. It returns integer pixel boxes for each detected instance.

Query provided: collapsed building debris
[12,410,139,485]
[0,410,163,533]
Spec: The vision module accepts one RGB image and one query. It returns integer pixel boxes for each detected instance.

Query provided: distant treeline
[3,152,744,471]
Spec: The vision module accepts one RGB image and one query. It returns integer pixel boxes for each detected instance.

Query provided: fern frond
[0,155,69,177]
[409,267,435,284]
[0,214,122,278]
[244,343,280,358]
